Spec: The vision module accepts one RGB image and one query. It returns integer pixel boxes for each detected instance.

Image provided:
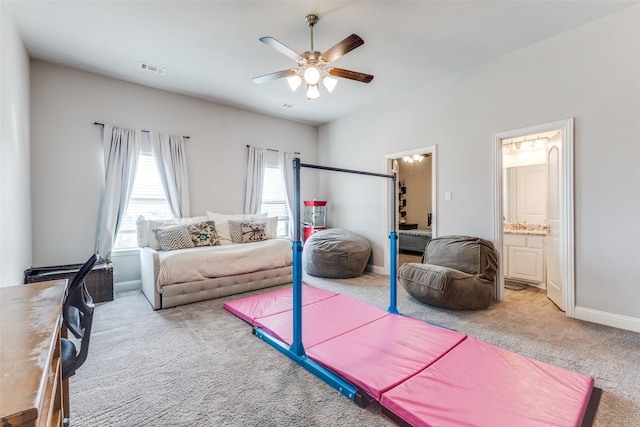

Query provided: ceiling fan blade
[252,69,297,84]
[327,67,374,83]
[320,34,364,63]
[260,37,304,62]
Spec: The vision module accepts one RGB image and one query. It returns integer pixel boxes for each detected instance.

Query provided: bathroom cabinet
[503,234,546,285]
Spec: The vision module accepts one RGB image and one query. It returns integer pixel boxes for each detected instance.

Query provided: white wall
[30,61,318,273]
[319,7,640,322]
[0,5,32,287]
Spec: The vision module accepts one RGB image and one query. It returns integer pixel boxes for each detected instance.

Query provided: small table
[399,223,418,230]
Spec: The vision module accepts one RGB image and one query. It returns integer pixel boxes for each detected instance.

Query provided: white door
[516,164,547,224]
[546,133,564,310]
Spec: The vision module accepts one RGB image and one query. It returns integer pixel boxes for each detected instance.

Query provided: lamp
[506,136,548,152]
[535,137,548,148]
[303,66,320,85]
[286,66,336,99]
[322,76,338,92]
[306,84,320,100]
[287,75,302,92]
[402,154,423,163]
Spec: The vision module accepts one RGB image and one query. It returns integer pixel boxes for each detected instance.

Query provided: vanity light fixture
[403,154,424,163]
[534,137,549,148]
[505,136,549,152]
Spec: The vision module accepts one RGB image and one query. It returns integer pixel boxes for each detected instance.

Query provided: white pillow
[173,215,209,225]
[207,212,252,245]
[262,216,279,239]
[136,216,176,249]
[136,215,150,247]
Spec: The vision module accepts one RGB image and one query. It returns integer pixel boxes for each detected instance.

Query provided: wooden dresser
[0,279,68,426]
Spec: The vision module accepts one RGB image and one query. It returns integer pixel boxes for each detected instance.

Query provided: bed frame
[398,229,432,253]
[140,247,292,309]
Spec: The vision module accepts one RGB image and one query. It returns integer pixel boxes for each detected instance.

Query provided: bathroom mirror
[503,164,547,225]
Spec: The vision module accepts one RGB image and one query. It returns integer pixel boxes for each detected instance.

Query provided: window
[113,152,173,249]
[260,166,289,237]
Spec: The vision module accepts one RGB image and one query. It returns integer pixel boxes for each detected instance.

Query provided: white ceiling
[6,1,638,125]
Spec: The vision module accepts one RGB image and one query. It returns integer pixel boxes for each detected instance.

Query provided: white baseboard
[114,280,141,293]
[370,265,387,275]
[574,306,640,333]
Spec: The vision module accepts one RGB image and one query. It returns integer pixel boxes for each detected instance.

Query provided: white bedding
[156,238,292,291]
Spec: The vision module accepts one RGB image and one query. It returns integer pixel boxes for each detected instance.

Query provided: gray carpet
[69,272,640,426]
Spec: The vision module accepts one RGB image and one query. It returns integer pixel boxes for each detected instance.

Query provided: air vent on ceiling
[139,62,166,75]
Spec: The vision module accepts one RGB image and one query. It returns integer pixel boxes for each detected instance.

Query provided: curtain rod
[246,144,300,155]
[93,122,189,139]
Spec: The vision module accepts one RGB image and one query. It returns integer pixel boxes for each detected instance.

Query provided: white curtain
[279,151,296,237]
[96,125,141,259]
[244,146,266,214]
[149,132,190,218]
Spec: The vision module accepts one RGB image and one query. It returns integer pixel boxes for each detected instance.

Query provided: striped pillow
[154,224,195,251]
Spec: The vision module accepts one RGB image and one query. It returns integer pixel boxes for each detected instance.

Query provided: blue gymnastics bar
[253,156,399,407]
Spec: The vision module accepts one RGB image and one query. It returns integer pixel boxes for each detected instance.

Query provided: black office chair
[61,254,98,380]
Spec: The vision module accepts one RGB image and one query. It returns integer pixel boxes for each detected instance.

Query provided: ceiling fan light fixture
[253,14,373,101]
[306,84,320,100]
[287,75,302,92]
[303,66,321,85]
[322,76,338,93]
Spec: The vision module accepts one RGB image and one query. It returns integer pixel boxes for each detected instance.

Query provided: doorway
[493,119,575,317]
[385,145,437,274]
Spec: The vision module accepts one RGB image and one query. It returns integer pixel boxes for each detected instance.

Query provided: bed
[138,213,293,309]
[398,228,432,253]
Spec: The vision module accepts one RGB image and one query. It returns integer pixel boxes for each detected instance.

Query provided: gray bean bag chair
[397,235,498,310]
[303,229,371,279]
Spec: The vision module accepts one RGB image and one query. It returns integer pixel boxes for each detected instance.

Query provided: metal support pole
[388,172,399,314]
[291,157,305,357]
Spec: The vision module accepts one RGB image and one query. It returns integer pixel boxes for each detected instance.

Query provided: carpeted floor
[68,272,640,426]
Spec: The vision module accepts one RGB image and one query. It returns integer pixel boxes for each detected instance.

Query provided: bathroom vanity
[503,227,547,287]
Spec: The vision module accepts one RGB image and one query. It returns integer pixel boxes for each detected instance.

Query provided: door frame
[384,145,437,275]
[492,118,574,316]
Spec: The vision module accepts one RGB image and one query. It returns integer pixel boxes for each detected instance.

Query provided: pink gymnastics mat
[224,284,595,426]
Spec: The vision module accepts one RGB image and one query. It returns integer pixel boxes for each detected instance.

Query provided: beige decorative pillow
[154,224,195,251]
[229,220,268,243]
[187,221,220,247]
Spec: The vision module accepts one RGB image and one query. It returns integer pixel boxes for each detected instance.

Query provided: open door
[493,118,574,316]
[546,132,564,310]
[385,146,437,275]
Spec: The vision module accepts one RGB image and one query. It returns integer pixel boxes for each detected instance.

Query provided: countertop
[503,223,548,236]
[504,229,547,236]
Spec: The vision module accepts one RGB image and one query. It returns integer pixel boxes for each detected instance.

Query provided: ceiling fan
[252,14,374,100]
